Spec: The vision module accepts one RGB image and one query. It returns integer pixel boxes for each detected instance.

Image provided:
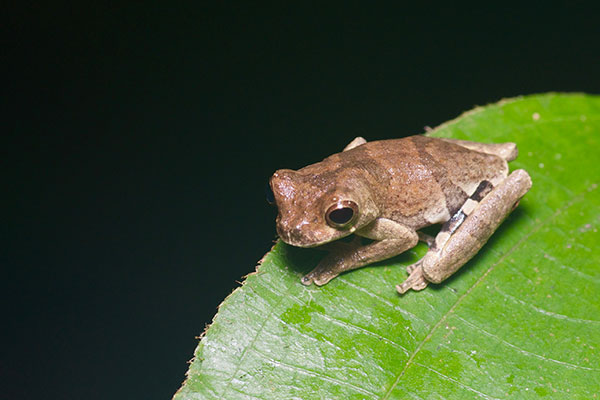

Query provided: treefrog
[267,135,531,294]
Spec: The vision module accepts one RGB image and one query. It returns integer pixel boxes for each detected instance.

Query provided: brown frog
[268,135,531,294]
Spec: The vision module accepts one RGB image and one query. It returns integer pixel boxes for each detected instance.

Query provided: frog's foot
[301,264,338,286]
[396,266,428,294]
[301,244,360,286]
[405,258,424,274]
[302,237,364,286]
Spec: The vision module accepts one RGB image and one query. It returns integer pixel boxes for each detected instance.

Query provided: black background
[3,3,599,399]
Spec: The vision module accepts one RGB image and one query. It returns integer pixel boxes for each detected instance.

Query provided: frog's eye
[325,200,359,228]
[265,182,275,205]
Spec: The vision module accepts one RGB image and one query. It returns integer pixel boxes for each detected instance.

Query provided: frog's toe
[302,265,337,286]
[300,274,314,286]
[312,274,334,286]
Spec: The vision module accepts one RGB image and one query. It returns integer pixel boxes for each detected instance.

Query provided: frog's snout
[276,219,323,248]
[277,223,308,247]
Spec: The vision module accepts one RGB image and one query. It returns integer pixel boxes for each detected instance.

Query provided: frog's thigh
[421,169,531,284]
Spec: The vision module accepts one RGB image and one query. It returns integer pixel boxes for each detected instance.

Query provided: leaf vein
[336,277,429,327]
[413,362,501,400]
[249,347,379,398]
[268,314,344,351]
[494,286,600,324]
[312,310,411,356]
[456,316,597,371]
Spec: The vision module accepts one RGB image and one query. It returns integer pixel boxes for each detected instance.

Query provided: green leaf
[175,93,600,399]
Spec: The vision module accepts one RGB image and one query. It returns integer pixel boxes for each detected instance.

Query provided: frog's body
[269,135,531,294]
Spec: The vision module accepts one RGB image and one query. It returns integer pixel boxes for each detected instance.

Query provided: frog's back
[343,135,510,228]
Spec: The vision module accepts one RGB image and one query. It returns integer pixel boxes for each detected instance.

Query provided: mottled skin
[269,135,531,293]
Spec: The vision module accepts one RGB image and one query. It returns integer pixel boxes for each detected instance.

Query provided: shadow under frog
[268,135,532,294]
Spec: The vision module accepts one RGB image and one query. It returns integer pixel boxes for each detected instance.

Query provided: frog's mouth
[276,220,351,248]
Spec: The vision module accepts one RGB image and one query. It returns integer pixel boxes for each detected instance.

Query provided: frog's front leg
[301,219,418,286]
[397,169,532,294]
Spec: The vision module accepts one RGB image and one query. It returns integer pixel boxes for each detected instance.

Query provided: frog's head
[268,167,379,247]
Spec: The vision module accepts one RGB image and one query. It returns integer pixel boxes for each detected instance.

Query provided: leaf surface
[175,93,600,399]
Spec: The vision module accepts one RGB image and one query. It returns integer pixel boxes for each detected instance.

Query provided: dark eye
[325,200,359,228]
[265,182,275,204]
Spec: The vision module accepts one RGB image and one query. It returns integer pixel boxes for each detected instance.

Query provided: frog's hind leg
[417,231,436,247]
[404,231,435,274]
[396,169,532,294]
[439,138,518,161]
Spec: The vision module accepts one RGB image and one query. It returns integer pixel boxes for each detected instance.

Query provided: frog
[267,135,532,294]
